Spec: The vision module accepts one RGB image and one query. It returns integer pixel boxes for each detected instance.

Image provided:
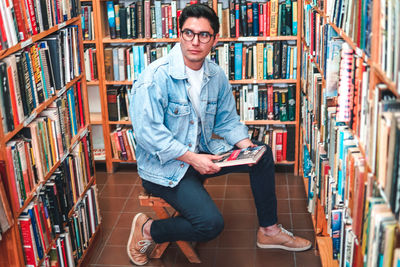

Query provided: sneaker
[127,213,154,265]
[256,225,312,252]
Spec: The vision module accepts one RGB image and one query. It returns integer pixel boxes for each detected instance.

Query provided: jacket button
[180,163,184,168]
[169,181,173,185]
[190,120,194,124]
[174,108,178,114]
[188,143,192,147]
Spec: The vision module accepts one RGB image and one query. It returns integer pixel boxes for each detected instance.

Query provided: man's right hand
[177,151,223,175]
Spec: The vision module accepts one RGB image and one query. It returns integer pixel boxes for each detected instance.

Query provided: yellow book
[256,43,264,80]
[270,0,279,36]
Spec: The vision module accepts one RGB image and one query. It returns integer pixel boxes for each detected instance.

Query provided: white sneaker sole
[257,242,312,252]
[127,213,148,266]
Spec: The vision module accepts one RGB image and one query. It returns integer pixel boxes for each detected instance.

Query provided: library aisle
[85,165,321,267]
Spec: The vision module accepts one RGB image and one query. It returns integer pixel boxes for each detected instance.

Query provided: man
[128,4,311,266]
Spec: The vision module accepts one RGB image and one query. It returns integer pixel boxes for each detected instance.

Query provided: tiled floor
[85,164,322,267]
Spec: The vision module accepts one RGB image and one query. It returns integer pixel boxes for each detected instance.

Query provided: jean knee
[195,213,224,241]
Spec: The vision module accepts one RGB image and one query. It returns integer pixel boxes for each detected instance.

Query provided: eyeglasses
[181,29,215,44]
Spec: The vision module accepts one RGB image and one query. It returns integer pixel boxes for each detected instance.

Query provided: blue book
[263,47,267,79]
[132,46,140,80]
[234,43,243,80]
[331,209,342,260]
[106,1,116,39]
[293,47,297,79]
[286,46,291,79]
[155,1,162,39]
[24,52,37,108]
[112,48,119,80]
[27,206,44,260]
[67,88,78,136]
[252,3,259,36]
[138,45,145,73]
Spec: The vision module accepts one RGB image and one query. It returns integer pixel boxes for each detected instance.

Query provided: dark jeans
[141,144,277,244]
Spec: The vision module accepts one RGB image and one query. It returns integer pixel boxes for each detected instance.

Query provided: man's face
[179,17,219,70]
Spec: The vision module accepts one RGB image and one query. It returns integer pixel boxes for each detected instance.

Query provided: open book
[213,146,266,167]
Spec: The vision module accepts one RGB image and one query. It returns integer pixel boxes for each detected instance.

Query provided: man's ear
[212,33,220,47]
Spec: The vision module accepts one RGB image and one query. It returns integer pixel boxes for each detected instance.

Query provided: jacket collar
[168,43,217,80]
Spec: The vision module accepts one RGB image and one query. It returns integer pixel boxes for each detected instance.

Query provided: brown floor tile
[123,197,155,213]
[106,172,140,185]
[275,172,287,185]
[223,213,258,230]
[292,213,314,230]
[95,172,108,184]
[175,248,216,267]
[225,185,253,199]
[227,173,251,185]
[255,249,295,267]
[214,199,224,211]
[205,185,226,199]
[218,230,256,248]
[99,197,127,212]
[100,184,134,198]
[276,185,289,199]
[277,213,292,230]
[289,185,308,199]
[295,249,322,267]
[107,227,131,246]
[115,213,136,228]
[215,248,255,267]
[96,245,132,266]
[196,235,220,249]
[100,211,121,229]
[206,175,227,185]
[223,199,256,214]
[287,174,306,185]
[291,199,309,213]
[277,199,291,214]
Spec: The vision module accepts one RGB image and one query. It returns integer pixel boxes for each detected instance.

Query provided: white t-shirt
[186,65,204,151]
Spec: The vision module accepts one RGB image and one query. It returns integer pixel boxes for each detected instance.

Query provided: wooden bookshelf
[0,5,101,266]
[91,0,303,174]
[301,0,400,265]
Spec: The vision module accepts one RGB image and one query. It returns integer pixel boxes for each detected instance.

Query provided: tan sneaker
[127,213,154,265]
[257,225,312,252]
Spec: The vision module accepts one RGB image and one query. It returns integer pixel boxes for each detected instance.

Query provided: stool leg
[176,241,201,263]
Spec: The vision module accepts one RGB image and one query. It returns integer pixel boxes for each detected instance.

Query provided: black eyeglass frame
[180,29,216,44]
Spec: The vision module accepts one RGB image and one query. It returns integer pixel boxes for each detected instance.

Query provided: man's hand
[235,138,255,149]
[177,151,222,175]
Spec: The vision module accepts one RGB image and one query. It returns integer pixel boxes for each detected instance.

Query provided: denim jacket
[129,44,248,187]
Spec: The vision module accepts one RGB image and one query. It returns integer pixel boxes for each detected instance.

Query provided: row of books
[249,125,295,162]
[18,184,100,267]
[218,0,298,38]
[0,0,80,49]
[107,85,129,122]
[233,84,296,122]
[110,127,136,161]
[212,41,297,81]
[104,0,298,40]
[81,4,95,41]
[0,26,82,134]
[84,47,98,82]
[5,123,91,214]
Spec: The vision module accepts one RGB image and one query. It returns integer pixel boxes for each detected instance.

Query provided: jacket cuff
[156,141,188,165]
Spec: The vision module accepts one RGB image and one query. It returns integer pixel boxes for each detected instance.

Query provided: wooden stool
[138,191,201,263]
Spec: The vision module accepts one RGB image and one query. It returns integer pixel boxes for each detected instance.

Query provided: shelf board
[275,160,295,165]
[103,37,179,43]
[230,79,297,84]
[2,74,84,143]
[105,80,132,85]
[316,236,339,267]
[83,40,96,44]
[219,36,297,42]
[87,80,99,85]
[0,17,80,60]
[372,63,399,97]
[90,113,103,124]
[109,120,131,125]
[244,120,296,125]
[111,159,137,163]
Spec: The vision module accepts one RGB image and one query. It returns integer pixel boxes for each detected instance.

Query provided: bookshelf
[90,0,303,174]
[300,0,400,265]
[0,1,101,266]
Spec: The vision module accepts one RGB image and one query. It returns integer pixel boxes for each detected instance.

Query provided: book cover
[213,145,266,167]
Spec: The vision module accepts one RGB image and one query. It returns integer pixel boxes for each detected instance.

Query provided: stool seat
[138,190,201,263]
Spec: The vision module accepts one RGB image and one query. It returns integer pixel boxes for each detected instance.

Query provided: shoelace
[137,240,153,253]
[278,224,294,237]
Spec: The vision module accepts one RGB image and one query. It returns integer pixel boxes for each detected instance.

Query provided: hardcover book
[213,145,266,167]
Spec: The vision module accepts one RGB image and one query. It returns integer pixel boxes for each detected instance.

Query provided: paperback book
[213,145,266,167]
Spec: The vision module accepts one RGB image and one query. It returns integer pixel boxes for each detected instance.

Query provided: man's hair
[179,3,220,35]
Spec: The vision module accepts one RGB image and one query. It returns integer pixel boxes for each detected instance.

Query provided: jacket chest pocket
[165,102,191,135]
[167,102,190,117]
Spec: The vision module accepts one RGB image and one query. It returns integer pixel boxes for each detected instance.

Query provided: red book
[282,129,287,161]
[0,9,8,48]
[275,130,283,162]
[168,5,173,38]
[265,2,270,36]
[235,3,240,37]
[176,10,182,37]
[76,82,85,128]
[81,136,92,180]
[163,5,169,38]
[267,85,274,119]
[6,65,20,126]
[33,202,48,251]
[19,217,38,267]
[259,4,264,36]
[12,0,28,40]
[25,0,38,35]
